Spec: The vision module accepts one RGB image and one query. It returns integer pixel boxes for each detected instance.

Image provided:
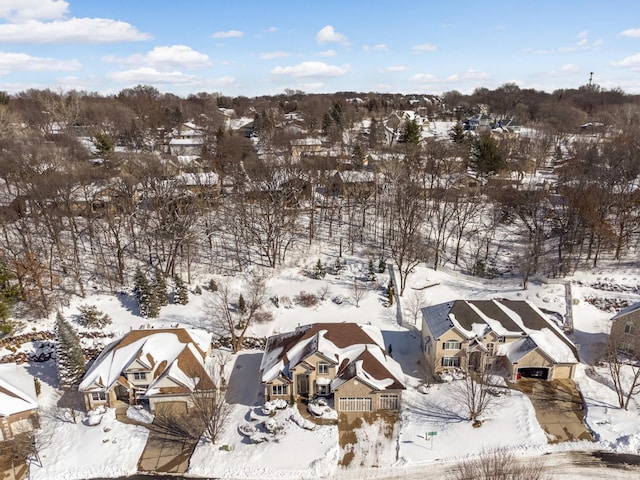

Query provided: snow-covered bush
[289,409,316,431]
[262,399,288,415]
[307,398,338,420]
[77,304,112,328]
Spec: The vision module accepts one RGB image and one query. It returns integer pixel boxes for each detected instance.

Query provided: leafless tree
[450,362,502,426]
[206,274,268,352]
[606,327,640,410]
[351,278,367,307]
[449,447,550,480]
[403,291,426,326]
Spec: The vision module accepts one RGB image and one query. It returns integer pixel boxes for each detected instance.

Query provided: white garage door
[338,397,372,412]
[379,394,399,410]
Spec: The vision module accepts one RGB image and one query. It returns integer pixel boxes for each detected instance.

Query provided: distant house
[290,138,323,163]
[464,113,493,131]
[0,363,38,440]
[421,299,578,380]
[610,303,640,357]
[79,328,213,414]
[330,170,377,198]
[168,122,205,156]
[260,323,405,412]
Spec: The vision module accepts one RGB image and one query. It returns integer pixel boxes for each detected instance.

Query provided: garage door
[154,401,188,416]
[379,394,399,410]
[338,397,372,412]
[517,367,549,380]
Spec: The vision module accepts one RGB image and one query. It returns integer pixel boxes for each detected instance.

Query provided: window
[379,394,399,410]
[618,342,634,355]
[498,336,506,343]
[486,342,495,356]
[624,323,635,335]
[91,392,106,401]
[442,340,461,350]
[271,384,288,396]
[132,372,147,381]
[441,357,460,367]
[317,362,329,374]
[317,384,329,396]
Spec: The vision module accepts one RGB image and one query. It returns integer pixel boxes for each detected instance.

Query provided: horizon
[2,0,640,97]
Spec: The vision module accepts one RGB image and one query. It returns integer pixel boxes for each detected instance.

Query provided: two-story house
[260,323,405,412]
[610,302,640,357]
[79,328,213,413]
[421,299,579,381]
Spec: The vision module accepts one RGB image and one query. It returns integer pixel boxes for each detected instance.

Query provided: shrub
[208,279,218,292]
[295,291,319,307]
[314,259,326,279]
[194,285,202,295]
[254,310,274,323]
[77,304,112,328]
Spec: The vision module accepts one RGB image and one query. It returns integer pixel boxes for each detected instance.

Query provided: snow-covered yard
[5,262,640,479]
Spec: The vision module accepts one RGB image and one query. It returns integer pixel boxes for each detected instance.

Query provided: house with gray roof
[610,302,640,357]
[421,299,579,380]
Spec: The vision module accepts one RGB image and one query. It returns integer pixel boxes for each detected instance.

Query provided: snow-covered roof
[260,323,404,392]
[79,328,212,395]
[422,299,578,364]
[613,302,640,320]
[0,363,38,417]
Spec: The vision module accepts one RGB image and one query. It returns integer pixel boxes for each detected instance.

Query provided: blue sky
[2,0,640,97]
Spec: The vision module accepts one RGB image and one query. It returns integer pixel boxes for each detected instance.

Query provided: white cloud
[548,63,581,77]
[316,49,337,57]
[0,51,80,75]
[411,73,438,83]
[103,45,211,69]
[145,45,210,68]
[270,61,350,78]
[446,69,490,82]
[620,28,640,38]
[0,18,150,43]
[211,30,244,39]
[526,31,603,55]
[578,30,589,39]
[412,43,437,52]
[363,44,388,52]
[382,64,409,73]
[612,53,640,70]
[109,67,198,85]
[259,51,291,60]
[266,26,278,33]
[316,25,349,45]
[0,0,68,21]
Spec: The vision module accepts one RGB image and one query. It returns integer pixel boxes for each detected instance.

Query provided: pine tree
[314,259,327,279]
[173,274,189,305]
[153,267,169,306]
[134,267,153,318]
[367,259,377,282]
[55,312,85,387]
[238,294,247,315]
[0,263,20,321]
[399,118,422,144]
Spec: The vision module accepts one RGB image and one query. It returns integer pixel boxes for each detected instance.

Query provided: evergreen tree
[449,122,467,144]
[55,312,85,387]
[134,267,154,318]
[399,118,422,144]
[238,294,247,315]
[314,259,327,279]
[367,259,377,282]
[0,263,19,322]
[173,274,189,305]
[153,267,169,306]
[93,131,115,156]
[471,131,507,177]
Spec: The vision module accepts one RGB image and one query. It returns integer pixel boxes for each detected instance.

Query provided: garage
[338,397,372,412]
[153,400,188,416]
[517,367,550,380]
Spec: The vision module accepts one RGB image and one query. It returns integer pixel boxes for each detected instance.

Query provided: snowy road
[92,450,640,480]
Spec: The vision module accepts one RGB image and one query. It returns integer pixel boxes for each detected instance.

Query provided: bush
[208,279,218,292]
[194,285,202,295]
[77,304,112,328]
[270,295,280,308]
[254,310,274,323]
[295,291,319,307]
[313,259,326,279]
[334,258,345,275]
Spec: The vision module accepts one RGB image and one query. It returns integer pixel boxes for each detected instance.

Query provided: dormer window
[132,372,148,381]
[317,363,329,374]
[498,336,506,343]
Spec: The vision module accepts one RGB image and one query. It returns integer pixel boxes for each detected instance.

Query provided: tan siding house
[79,328,213,413]
[610,303,640,357]
[421,299,578,381]
[260,323,405,412]
[0,363,39,441]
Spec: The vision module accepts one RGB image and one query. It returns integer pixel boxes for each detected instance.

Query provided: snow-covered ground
[7,261,640,479]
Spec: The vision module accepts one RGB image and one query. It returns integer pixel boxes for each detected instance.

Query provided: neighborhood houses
[0,363,38,441]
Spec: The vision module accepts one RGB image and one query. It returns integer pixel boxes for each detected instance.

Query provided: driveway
[137,427,197,474]
[511,378,594,443]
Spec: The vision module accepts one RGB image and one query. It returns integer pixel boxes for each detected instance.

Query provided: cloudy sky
[2,0,640,97]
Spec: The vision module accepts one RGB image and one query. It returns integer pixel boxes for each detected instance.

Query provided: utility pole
[588,72,593,88]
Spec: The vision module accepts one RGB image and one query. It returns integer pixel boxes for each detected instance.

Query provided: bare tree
[451,361,502,426]
[450,447,550,480]
[351,278,367,307]
[403,291,426,326]
[206,274,268,352]
[606,328,640,410]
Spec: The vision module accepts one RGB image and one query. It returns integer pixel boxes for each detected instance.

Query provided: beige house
[79,328,213,413]
[0,363,38,441]
[421,299,578,381]
[260,323,405,412]
[610,302,640,357]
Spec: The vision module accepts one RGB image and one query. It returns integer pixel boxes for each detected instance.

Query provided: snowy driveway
[512,378,594,443]
[137,429,196,474]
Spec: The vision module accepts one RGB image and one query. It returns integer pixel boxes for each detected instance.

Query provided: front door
[114,385,130,402]
[296,374,309,396]
[469,351,482,371]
